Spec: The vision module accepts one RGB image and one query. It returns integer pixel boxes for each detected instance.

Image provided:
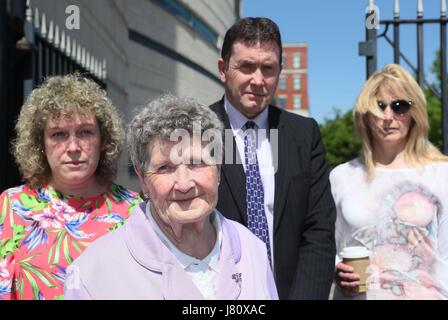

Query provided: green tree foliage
[319,108,361,168]
[320,51,444,167]
[426,86,442,149]
[426,50,443,149]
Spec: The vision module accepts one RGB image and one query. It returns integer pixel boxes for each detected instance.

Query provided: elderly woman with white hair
[64,94,278,300]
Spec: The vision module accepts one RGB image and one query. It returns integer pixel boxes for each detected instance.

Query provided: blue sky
[243,0,442,123]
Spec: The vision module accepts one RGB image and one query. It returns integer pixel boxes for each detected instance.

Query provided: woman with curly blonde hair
[331,64,448,300]
[0,74,142,300]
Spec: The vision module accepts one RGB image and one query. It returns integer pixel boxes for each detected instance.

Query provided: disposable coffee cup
[341,246,370,293]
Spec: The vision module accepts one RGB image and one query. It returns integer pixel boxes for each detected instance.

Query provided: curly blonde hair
[354,64,448,178]
[12,74,124,187]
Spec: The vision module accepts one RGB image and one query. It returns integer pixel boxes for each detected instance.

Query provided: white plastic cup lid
[341,246,370,259]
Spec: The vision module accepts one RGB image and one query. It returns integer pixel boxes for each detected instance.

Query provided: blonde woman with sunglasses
[331,64,448,300]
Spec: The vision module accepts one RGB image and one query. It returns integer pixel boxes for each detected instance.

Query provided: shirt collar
[145,203,222,272]
[224,95,269,130]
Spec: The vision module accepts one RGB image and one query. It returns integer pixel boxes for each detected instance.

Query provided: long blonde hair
[353,64,448,178]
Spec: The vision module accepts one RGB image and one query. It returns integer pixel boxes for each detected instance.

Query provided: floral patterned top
[0,183,142,300]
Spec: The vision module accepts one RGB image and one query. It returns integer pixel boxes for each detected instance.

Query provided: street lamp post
[441,0,448,154]
[394,0,400,64]
[417,0,424,87]
[363,0,377,79]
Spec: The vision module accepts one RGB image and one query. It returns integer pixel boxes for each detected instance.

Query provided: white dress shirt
[145,203,222,299]
[224,96,275,268]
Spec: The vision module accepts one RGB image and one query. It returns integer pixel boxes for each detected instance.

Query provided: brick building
[275,43,309,116]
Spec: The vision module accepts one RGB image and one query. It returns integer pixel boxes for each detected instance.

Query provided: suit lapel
[211,99,247,225]
[269,106,290,233]
[221,163,247,224]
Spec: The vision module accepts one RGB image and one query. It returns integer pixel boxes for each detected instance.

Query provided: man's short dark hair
[221,17,282,67]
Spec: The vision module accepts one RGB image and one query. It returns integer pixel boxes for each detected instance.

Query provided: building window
[294,95,302,110]
[278,75,286,90]
[278,96,287,109]
[293,76,301,90]
[293,54,301,68]
[154,0,218,46]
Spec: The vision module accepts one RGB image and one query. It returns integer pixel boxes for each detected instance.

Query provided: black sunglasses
[377,100,413,115]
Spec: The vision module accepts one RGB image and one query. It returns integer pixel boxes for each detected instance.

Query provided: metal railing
[359,0,448,154]
[0,0,108,191]
[20,1,107,97]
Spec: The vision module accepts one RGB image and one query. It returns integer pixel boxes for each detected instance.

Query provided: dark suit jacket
[210,98,336,299]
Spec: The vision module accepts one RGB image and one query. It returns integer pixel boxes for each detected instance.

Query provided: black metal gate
[359,0,448,153]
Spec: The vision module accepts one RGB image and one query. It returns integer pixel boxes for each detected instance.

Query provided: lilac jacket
[64,204,278,300]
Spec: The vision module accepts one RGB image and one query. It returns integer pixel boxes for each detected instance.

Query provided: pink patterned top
[0,183,142,300]
[331,159,448,300]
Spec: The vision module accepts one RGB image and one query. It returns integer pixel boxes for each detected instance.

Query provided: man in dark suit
[210,17,336,299]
